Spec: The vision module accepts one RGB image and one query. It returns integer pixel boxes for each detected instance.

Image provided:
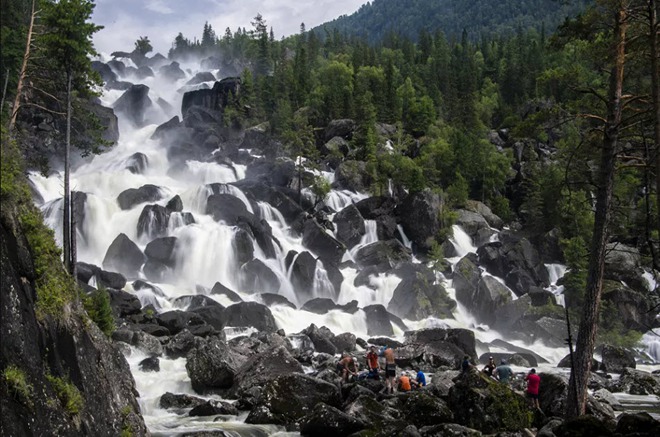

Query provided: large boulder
[455,209,491,240]
[159,61,186,82]
[186,71,216,85]
[334,204,366,248]
[240,259,280,294]
[355,239,411,272]
[363,305,394,337]
[206,192,276,258]
[137,204,170,239]
[124,152,149,174]
[464,200,504,229]
[112,84,152,127]
[325,119,356,142]
[144,236,178,267]
[245,373,341,427]
[223,301,278,332]
[116,184,163,210]
[388,273,455,321]
[185,337,245,393]
[466,275,513,325]
[615,412,660,436]
[400,391,454,428]
[477,231,550,296]
[453,253,481,307]
[601,344,636,373]
[181,77,240,115]
[234,346,304,407]
[302,218,346,265]
[102,233,145,278]
[612,368,660,396]
[300,402,368,436]
[396,189,442,253]
[601,281,659,331]
[290,251,317,298]
[333,160,372,193]
[156,310,207,335]
[448,371,532,434]
[302,324,337,355]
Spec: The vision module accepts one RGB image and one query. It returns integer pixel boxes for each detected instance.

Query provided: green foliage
[310,175,331,206]
[83,288,114,337]
[0,130,29,202]
[560,237,588,310]
[597,300,643,348]
[487,381,533,431]
[3,365,33,406]
[46,374,83,415]
[427,240,445,271]
[134,36,152,56]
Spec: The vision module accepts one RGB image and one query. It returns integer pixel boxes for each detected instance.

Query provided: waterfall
[449,225,476,258]
[397,224,413,249]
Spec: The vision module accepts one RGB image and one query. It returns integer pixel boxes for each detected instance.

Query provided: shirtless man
[383,346,396,394]
[337,352,358,383]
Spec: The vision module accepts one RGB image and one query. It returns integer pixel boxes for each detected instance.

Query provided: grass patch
[3,365,33,406]
[46,374,83,415]
[82,287,114,336]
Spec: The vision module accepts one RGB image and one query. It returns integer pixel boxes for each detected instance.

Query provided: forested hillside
[315,0,592,43]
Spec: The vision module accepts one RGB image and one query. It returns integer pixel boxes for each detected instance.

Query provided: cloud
[92,0,366,56]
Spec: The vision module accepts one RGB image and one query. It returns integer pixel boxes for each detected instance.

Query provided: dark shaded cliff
[0,202,148,436]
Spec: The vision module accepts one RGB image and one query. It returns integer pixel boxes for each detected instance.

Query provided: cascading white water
[28,52,659,433]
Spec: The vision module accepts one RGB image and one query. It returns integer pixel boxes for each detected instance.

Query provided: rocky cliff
[0,202,148,436]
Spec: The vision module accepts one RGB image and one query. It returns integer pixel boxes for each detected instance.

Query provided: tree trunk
[71,193,78,303]
[63,72,72,274]
[565,1,628,418]
[650,0,660,259]
[8,0,36,132]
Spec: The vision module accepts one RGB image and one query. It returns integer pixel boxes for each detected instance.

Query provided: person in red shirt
[365,346,380,379]
[525,368,541,409]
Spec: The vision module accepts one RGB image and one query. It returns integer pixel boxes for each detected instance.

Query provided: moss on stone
[46,374,83,416]
[3,365,33,407]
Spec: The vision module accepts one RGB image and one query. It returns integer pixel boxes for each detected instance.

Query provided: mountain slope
[315,0,592,42]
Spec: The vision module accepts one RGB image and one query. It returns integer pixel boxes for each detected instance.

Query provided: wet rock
[601,344,636,373]
[223,301,278,332]
[233,228,254,265]
[186,337,244,393]
[302,218,346,265]
[246,373,341,427]
[300,402,368,436]
[234,346,304,408]
[96,269,127,290]
[258,293,296,309]
[302,324,337,355]
[355,240,411,272]
[612,368,660,396]
[125,152,149,174]
[166,195,184,212]
[186,72,216,85]
[555,416,614,437]
[138,356,160,372]
[132,331,164,356]
[388,273,455,321]
[615,412,660,436]
[189,305,227,331]
[363,305,395,337]
[448,371,531,433]
[159,392,207,410]
[334,204,366,248]
[107,288,142,317]
[156,310,207,335]
[396,189,443,253]
[137,204,171,239]
[102,233,145,278]
[189,400,239,417]
[113,84,152,127]
[144,236,178,267]
[165,329,201,359]
[159,61,186,82]
[400,391,453,428]
[290,251,317,298]
[210,282,242,303]
[344,395,401,431]
[455,209,491,240]
[173,295,221,310]
[332,332,357,353]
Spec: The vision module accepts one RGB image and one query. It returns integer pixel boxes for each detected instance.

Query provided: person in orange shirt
[398,372,412,392]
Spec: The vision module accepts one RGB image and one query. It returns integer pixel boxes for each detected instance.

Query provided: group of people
[338,345,427,394]
[339,349,540,409]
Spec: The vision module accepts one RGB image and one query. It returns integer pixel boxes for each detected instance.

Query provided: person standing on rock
[525,368,541,409]
[494,359,513,385]
[482,356,497,378]
[383,346,396,394]
[366,345,380,380]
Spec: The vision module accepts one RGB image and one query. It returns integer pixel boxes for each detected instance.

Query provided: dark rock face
[206,192,276,258]
[246,373,341,427]
[125,152,149,174]
[156,310,207,335]
[615,412,660,436]
[334,204,366,248]
[355,240,411,272]
[159,61,186,82]
[601,345,636,373]
[159,392,207,410]
[448,372,531,433]
[300,402,368,436]
[538,372,615,424]
[325,119,356,142]
[113,84,152,127]
[240,259,280,294]
[138,356,160,372]
[102,233,145,278]
[290,251,317,297]
[107,288,142,317]
[363,304,394,336]
[302,218,346,265]
[151,116,181,141]
[117,184,163,210]
[612,368,660,396]
[137,204,171,239]
[223,302,278,332]
[333,160,371,193]
[186,71,216,85]
[259,293,297,309]
[1,211,148,436]
[396,189,442,253]
[302,324,338,355]
[144,236,178,267]
[601,282,659,331]
[388,273,455,321]
[181,77,241,116]
[400,391,454,428]
[186,337,244,393]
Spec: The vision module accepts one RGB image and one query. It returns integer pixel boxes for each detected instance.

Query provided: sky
[92,0,367,57]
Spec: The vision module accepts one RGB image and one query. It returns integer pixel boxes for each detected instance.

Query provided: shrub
[46,374,83,415]
[3,365,33,406]
[83,288,114,336]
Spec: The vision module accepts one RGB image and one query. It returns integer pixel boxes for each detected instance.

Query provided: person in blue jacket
[412,367,426,388]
